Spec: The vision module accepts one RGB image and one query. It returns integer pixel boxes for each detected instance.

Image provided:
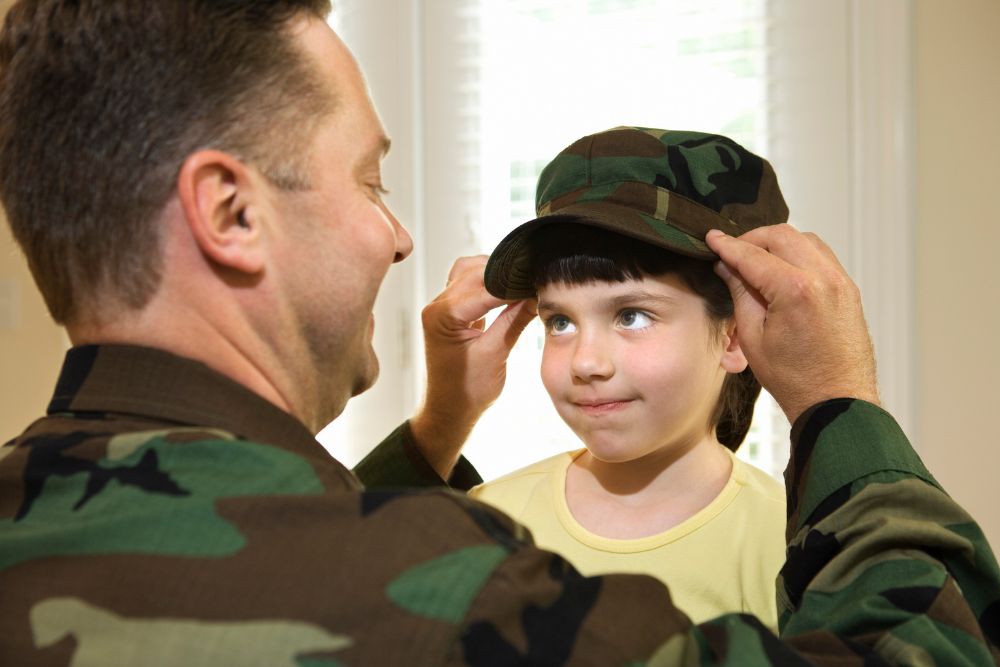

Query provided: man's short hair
[0,0,335,324]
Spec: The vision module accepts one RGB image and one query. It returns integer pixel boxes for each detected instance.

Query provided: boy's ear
[176,150,265,275]
[720,320,749,374]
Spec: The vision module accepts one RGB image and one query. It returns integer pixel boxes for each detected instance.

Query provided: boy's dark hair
[0,0,334,324]
[531,224,761,451]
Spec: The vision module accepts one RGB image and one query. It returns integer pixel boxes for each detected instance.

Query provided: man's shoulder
[0,419,332,564]
[3,416,527,547]
[1,419,548,663]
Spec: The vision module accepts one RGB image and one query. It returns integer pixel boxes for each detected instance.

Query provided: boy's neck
[565,435,733,539]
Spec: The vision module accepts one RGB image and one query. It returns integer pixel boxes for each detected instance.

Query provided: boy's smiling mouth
[573,398,635,415]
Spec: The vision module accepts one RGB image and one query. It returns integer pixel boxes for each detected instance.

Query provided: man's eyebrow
[358,136,391,169]
[354,134,392,175]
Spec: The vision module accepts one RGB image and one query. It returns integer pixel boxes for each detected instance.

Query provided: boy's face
[537,273,736,464]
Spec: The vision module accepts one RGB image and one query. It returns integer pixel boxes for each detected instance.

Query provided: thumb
[706,229,788,307]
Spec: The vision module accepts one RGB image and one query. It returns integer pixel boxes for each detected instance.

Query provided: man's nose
[386,206,413,263]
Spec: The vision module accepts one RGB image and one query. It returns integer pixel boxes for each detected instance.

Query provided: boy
[475,127,788,627]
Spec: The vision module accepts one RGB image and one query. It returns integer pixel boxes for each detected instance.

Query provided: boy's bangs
[531,223,697,289]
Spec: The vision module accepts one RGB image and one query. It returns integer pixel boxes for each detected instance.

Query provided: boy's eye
[545,315,576,336]
[618,309,652,330]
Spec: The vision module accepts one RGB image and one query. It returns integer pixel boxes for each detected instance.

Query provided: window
[323,0,915,482]
[459,0,789,481]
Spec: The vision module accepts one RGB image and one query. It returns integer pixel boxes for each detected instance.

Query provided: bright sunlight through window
[457,0,790,482]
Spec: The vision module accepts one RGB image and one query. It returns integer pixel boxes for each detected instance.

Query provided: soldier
[0,2,997,666]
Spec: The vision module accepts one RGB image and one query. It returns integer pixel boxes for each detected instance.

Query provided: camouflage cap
[484,127,789,299]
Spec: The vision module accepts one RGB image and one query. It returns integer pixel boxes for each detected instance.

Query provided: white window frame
[322,0,916,467]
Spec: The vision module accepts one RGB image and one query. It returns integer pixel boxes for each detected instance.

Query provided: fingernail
[706,229,726,241]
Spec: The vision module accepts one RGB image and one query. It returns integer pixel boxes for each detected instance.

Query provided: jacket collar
[48,344,359,490]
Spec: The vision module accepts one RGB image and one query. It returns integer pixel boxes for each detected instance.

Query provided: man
[0,2,997,666]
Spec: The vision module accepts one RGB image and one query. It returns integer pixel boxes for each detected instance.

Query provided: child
[475,127,788,627]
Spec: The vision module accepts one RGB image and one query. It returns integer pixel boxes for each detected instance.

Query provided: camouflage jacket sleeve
[672,399,1000,664]
[370,399,1000,664]
[354,421,483,491]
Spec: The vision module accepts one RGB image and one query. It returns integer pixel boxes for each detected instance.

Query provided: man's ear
[720,320,749,374]
[176,150,265,275]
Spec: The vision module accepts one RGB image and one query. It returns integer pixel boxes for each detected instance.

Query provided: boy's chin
[577,437,645,464]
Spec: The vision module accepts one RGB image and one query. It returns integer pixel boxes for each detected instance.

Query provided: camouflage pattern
[484,127,789,299]
[2,345,999,665]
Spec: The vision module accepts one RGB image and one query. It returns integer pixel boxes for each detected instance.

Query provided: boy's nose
[570,334,614,380]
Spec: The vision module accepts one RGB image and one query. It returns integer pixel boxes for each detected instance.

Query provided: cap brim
[484,200,716,299]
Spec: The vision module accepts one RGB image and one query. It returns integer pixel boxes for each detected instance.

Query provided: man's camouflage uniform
[1,344,998,665]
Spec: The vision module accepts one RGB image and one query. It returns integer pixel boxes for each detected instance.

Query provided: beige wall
[915,0,1000,550]
[0,0,67,441]
[0,225,66,440]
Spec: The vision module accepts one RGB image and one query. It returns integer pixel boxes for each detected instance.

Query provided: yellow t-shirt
[470,448,785,628]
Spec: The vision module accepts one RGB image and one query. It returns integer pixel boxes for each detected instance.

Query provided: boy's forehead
[537,273,692,302]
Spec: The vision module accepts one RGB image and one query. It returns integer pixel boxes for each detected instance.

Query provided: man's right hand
[409,256,537,479]
[706,224,880,424]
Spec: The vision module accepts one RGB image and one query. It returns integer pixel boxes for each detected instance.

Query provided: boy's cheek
[538,350,565,399]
